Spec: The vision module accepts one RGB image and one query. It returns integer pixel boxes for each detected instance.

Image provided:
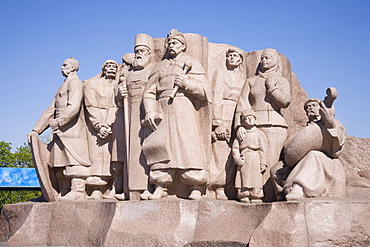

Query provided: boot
[149,186,168,200]
[140,190,152,200]
[89,190,103,200]
[61,178,86,201]
[285,184,304,201]
[189,187,202,200]
[215,187,228,200]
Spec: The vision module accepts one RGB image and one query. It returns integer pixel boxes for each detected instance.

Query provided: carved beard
[132,55,150,70]
[104,70,117,80]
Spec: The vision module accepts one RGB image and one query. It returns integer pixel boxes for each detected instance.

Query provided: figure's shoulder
[246,75,261,85]
[66,75,83,89]
[181,54,205,74]
[83,74,101,87]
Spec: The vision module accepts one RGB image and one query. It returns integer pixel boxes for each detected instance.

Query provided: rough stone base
[1,199,370,246]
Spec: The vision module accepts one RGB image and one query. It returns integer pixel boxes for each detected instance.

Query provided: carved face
[305,101,321,120]
[61,61,74,77]
[243,115,256,127]
[103,62,118,79]
[227,51,242,68]
[261,54,278,70]
[133,45,151,69]
[167,38,185,58]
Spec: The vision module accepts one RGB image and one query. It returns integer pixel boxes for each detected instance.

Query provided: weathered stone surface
[1,199,370,246]
[340,136,370,196]
[0,212,8,242]
[304,199,370,246]
[249,202,309,246]
[341,136,370,171]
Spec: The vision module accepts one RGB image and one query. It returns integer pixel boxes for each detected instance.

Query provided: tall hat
[166,29,187,46]
[135,33,153,50]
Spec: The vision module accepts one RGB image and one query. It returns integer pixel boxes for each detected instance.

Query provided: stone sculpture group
[28,29,346,203]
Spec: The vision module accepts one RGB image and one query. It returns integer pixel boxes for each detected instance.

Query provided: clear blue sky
[1,1,369,149]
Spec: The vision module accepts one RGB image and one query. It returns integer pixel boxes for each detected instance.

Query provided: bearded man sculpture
[122,33,156,200]
[270,92,346,200]
[83,59,121,200]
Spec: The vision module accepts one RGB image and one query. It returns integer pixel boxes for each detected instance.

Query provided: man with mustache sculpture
[119,33,156,200]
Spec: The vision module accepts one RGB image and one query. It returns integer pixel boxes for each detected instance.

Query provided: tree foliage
[0,141,41,209]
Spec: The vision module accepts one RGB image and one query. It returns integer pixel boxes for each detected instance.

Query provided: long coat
[284,119,346,197]
[142,53,211,171]
[33,74,91,168]
[125,63,155,190]
[83,74,117,176]
[232,127,267,189]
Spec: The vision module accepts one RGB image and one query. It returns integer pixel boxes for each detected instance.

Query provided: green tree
[0,142,41,209]
[0,141,15,167]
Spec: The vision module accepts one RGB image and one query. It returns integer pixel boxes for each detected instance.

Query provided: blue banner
[0,168,40,188]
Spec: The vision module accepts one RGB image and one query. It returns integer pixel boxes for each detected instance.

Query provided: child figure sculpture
[232,110,268,203]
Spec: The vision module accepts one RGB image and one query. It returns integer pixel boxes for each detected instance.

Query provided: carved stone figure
[232,110,268,203]
[121,53,134,78]
[142,29,211,200]
[83,59,121,200]
[271,90,346,200]
[28,57,92,200]
[122,34,156,200]
[210,48,245,200]
[235,48,291,200]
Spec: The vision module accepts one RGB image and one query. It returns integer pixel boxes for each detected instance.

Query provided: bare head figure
[260,48,279,72]
[102,59,119,80]
[61,57,79,77]
[304,98,321,122]
[226,48,243,70]
[166,29,187,58]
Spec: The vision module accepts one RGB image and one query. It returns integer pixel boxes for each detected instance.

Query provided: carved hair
[304,98,321,111]
[65,57,79,71]
[101,59,118,71]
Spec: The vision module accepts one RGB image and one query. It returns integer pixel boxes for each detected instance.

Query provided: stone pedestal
[1,199,370,246]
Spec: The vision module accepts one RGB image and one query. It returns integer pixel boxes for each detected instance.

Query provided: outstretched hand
[319,101,335,128]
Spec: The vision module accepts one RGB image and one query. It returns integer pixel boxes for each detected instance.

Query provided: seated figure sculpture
[142,29,211,200]
[271,89,346,200]
[28,57,92,200]
[232,110,268,203]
